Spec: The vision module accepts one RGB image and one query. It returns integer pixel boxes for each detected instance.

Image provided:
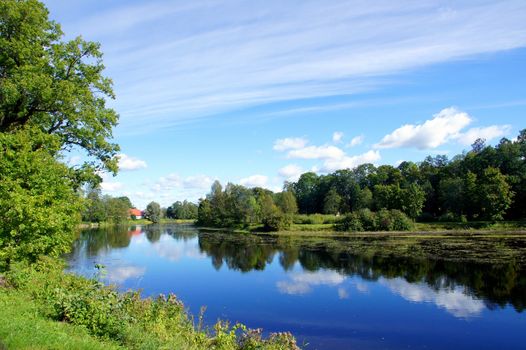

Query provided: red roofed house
[128,208,143,220]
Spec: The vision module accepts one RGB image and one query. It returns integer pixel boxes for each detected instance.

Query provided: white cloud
[100,181,124,192]
[273,137,308,151]
[455,125,512,145]
[278,164,304,182]
[332,131,344,143]
[182,175,215,189]
[117,153,147,171]
[375,107,472,149]
[277,270,346,295]
[381,277,485,318]
[322,150,381,172]
[57,1,526,132]
[154,173,214,192]
[287,145,345,160]
[347,135,364,147]
[239,174,268,188]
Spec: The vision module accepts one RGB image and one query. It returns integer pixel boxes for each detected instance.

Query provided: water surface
[66,224,526,350]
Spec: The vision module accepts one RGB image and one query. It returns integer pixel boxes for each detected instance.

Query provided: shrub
[336,209,413,232]
[376,209,393,231]
[336,212,363,232]
[357,209,377,231]
[7,257,300,349]
[389,210,414,231]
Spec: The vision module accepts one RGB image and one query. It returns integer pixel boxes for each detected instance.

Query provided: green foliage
[0,0,119,175]
[0,128,82,270]
[336,209,413,232]
[144,201,161,224]
[478,167,514,220]
[82,190,131,224]
[293,214,339,225]
[167,200,198,220]
[323,188,341,214]
[5,258,300,349]
[0,288,122,349]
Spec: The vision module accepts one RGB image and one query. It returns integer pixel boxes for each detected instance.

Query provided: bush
[376,209,393,231]
[336,212,363,232]
[389,210,414,231]
[336,209,413,232]
[7,258,300,349]
[357,209,377,231]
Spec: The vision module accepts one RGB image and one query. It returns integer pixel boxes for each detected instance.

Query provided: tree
[323,188,341,215]
[144,201,161,223]
[277,190,298,215]
[104,196,129,224]
[399,183,425,220]
[478,167,513,220]
[83,187,106,223]
[0,128,82,269]
[292,172,320,214]
[0,0,119,178]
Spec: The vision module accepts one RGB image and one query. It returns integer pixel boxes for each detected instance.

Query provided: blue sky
[44,0,526,209]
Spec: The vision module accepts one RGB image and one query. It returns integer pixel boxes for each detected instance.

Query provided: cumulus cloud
[278,164,304,182]
[100,181,124,192]
[332,131,344,143]
[240,174,268,188]
[454,125,512,145]
[274,134,380,173]
[347,135,364,147]
[287,145,345,160]
[117,153,147,171]
[277,270,346,295]
[381,277,485,318]
[273,137,308,151]
[154,173,214,192]
[322,150,381,172]
[375,107,472,149]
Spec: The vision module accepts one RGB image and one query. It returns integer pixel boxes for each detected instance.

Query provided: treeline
[83,187,134,224]
[290,132,526,222]
[198,130,526,231]
[166,200,198,220]
[198,182,298,231]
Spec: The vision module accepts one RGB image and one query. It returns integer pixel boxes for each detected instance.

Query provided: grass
[0,259,300,350]
[0,288,122,350]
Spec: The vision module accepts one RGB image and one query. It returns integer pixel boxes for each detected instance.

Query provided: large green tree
[1,0,119,178]
[0,0,119,269]
[0,128,82,268]
[144,201,161,224]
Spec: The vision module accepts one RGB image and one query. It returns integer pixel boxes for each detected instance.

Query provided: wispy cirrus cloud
[55,0,526,132]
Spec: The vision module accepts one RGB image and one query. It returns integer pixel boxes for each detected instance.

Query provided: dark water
[66,224,526,350]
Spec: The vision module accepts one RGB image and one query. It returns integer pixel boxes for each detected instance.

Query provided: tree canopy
[1,0,119,179]
[1,0,119,269]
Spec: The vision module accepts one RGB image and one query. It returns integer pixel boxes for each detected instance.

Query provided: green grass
[0,259,300,350]
[0,288,122,350]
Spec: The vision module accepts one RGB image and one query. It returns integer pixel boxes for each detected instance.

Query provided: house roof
[128,208,142,216]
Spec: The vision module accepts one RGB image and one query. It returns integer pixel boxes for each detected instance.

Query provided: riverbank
[199,220,526,236]
[79,219,196,228]
[0,258,299,350]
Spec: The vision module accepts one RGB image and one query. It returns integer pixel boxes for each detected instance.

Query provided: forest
[197,132,526,231]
